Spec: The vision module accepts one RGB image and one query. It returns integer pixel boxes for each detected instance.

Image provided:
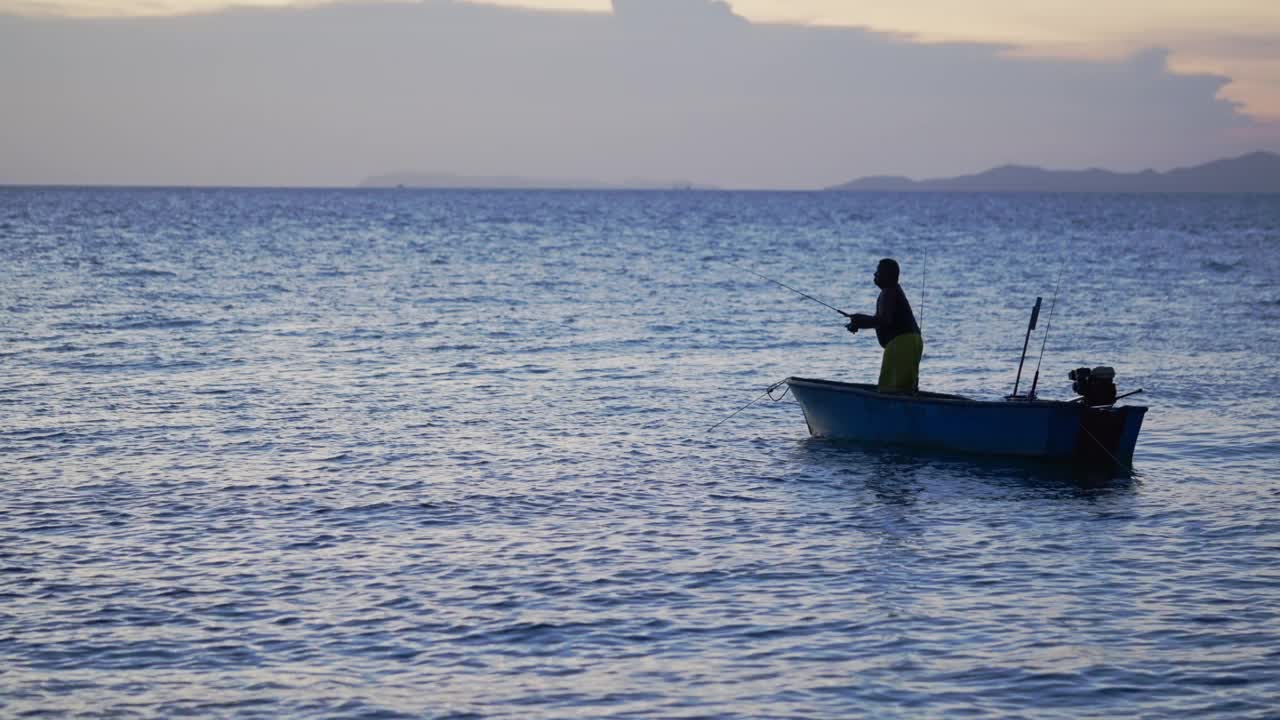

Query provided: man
[845,258,923,393]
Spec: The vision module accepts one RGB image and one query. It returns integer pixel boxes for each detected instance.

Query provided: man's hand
[846,313,873,333]
[845,319,859,335]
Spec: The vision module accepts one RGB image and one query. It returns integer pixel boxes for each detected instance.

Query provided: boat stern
[1076,404,1148,465]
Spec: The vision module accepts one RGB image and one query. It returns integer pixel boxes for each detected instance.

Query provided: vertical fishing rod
[736,266,853,318]
[1009,297,1042,399]
[918,246,926,332]
[1028,258,1068,399]
[916,246,926,394]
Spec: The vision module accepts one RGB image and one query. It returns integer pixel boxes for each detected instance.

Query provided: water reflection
[795,437,1139,502]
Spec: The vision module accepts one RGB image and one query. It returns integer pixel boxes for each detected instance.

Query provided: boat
[786,375,1147,465]
[738,271,1149,466]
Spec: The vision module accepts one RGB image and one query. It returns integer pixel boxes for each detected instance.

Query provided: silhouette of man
[846,258,923,392]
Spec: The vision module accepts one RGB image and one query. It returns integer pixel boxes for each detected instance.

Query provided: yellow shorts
[878,332,923,393]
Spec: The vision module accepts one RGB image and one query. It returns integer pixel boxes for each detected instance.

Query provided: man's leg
[878,333,923,393]
[905,334,923,392]
[877,347,894,391]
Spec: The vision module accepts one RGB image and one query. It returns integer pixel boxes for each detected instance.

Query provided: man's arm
[847,312,878,330]
[846,292,888,330]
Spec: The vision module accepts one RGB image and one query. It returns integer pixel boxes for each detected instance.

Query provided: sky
[2,0,1277,188]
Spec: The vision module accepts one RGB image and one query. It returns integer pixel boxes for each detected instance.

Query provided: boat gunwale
[785,376,1148,411]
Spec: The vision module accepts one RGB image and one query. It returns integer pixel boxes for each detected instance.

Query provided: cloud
[469,0,1280,122]
[7,0,1278,121]
[0,0,1275,187]
[729,0,1280,122]
[612,0,743,27]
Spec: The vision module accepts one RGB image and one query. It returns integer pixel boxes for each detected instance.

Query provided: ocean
[2,187,1278,717]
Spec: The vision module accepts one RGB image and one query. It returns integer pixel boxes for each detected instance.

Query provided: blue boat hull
[786,377,1147,464]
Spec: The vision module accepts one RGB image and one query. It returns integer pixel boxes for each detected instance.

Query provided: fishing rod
[919,250,926,332]
[737,266,853,318]
[1009,296,1042,400]
[1028,257,1068,399]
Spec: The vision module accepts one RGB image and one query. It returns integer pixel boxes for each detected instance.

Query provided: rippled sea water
[2,188,1278,718]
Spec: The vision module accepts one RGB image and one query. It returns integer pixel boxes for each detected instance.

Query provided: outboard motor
[1069,366,1117,406]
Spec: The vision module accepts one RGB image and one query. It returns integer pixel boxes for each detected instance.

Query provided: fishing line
[1080,424,1140,476]
[706,379,789,433]
[735,265,852,318]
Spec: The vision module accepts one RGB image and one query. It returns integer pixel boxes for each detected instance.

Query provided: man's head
[874,258,900,288]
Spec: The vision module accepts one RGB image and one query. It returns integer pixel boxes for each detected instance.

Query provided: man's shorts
[878,332,924,393]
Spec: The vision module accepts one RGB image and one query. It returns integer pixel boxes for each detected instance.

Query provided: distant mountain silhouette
[828,151,1280,193]
[360,172,715,190]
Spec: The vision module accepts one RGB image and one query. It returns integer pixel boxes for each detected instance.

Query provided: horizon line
[5,183,1280,195]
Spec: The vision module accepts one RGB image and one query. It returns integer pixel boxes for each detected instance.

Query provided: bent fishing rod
[737,266,853,318]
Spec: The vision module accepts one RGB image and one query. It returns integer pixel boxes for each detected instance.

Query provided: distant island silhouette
[360,172,716,191]
[361,152,1280,192]
[827,151,1280,193]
